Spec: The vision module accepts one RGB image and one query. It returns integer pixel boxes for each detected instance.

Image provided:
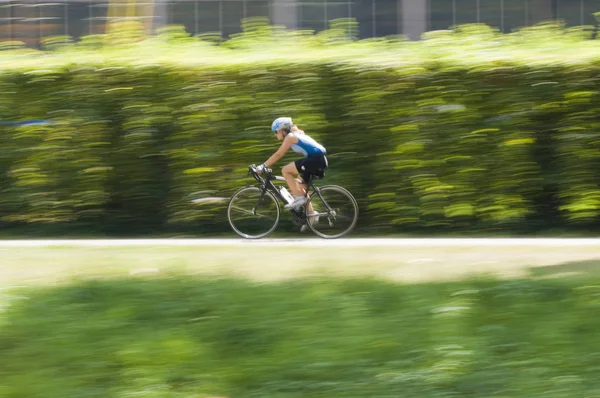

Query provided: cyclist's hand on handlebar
[248,163,271,176]
[255,163,266,174]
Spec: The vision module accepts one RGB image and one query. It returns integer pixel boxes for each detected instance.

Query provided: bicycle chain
[291,208,307,226]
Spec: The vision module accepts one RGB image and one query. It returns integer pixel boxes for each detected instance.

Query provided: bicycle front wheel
[227,186,280,239]
[306,185,358,239]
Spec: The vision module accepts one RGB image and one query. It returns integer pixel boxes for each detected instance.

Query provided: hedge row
[1,21,600,235]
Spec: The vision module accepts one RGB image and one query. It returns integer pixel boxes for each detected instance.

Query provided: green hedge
[1,20,600,235]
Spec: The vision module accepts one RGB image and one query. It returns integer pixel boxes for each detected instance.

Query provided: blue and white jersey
[289,133,326,156]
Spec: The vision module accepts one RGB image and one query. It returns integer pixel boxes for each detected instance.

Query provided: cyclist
[256,117,327,228]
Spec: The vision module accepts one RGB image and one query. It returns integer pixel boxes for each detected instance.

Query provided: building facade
[0,0,598,46]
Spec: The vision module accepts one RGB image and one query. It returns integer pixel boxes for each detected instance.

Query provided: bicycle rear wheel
[227,186,280,239]
[306,185,358,239]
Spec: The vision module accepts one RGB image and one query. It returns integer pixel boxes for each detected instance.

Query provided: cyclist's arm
[264,134,297,167]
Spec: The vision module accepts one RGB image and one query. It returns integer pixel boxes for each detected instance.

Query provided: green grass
[1,245,600,397]
[2,276,600,397]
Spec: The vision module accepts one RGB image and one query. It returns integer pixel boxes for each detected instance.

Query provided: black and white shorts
[294,154,328,184]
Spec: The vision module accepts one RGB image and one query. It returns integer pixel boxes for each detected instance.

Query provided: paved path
[0,238,599,247]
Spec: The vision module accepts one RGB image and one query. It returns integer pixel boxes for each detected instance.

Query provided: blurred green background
[0,6,599,237]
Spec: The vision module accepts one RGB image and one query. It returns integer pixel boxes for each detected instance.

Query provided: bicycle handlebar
[247,164,273,182]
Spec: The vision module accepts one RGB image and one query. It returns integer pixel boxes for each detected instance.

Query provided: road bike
[227,165,359,239]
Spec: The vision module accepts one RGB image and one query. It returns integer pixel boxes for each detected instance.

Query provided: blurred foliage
[2,276,600,396]
[1,19,600,234]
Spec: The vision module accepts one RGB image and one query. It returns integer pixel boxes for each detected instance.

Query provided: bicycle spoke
[306,185,358,239]
[227,187,280,239]
[230,205,273,219]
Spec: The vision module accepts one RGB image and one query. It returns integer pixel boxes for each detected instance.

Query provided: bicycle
[227,165,359,239]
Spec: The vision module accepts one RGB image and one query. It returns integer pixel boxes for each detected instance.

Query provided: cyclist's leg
[300,177,316,232]
[282,161,304,197]
[306,156,328,224]
[300,156,326,225]
[305,186,318,226]
[298,178,314,212]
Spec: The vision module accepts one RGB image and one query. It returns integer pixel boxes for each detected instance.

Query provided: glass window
[38,2,67,38]
[327,0,352,22]
[299,0,325,32]
[299,0,355,34]
[11,3,40,45]
[429,0,453,30]
[221,0,244,37]
[503,0,528,32]
[88,1,108,35]
[374,0,399,36]
[245,0,269,19]
[169,0,195,34]
[480,0,502,30]
[557,0,584,26]
[354,0,374,37]
[455,0,478,24]
[583,0,598,26]
[195,0,220,34]
[0,2,13,41]
[66,2,91,39]
[352,0,401,38]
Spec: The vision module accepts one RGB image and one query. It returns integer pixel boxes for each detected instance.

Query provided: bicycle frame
[247,166,332,217]
[248,169,291,204]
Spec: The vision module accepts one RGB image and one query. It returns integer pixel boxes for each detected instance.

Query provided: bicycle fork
[252,186,269,215]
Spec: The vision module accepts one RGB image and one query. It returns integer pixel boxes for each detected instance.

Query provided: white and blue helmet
[271,117,293,133]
